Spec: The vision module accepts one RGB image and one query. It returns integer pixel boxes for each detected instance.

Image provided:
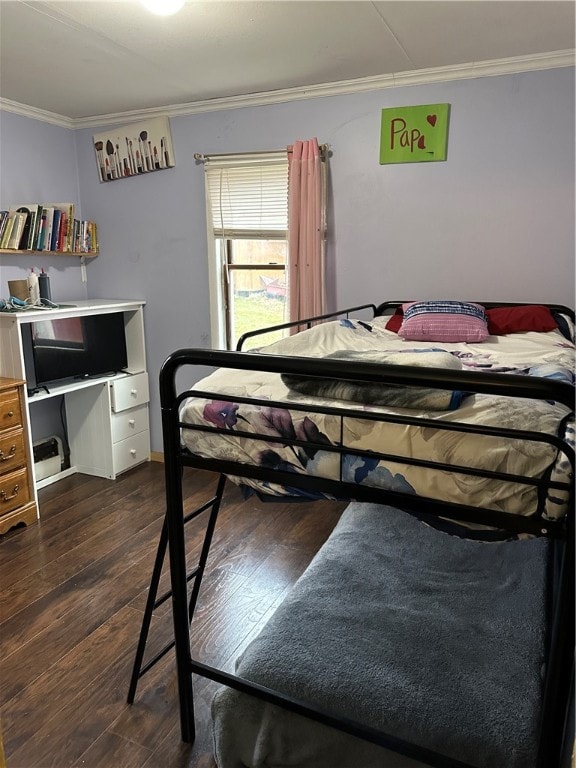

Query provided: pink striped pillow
[398,301,489,343]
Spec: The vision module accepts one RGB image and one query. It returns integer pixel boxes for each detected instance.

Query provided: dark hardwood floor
[0,462,346,768]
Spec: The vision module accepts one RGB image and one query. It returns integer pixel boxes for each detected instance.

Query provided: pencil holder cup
[8,279,29,301]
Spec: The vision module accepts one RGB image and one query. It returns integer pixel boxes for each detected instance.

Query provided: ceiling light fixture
[140,0,185,16]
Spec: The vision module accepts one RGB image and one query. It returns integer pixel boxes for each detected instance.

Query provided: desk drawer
[0,389,23,431]
[112,430,150,475]
[111,404,149,443]
[0,467,30,515]
[0,428,26,474]
[110,373,149,413]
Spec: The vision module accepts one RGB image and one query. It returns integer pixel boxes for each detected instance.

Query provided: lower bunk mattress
[211,502,550,768]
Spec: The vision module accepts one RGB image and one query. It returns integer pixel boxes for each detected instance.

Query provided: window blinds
[204,153,288,239]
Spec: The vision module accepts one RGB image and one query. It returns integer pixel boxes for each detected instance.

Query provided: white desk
[0,300,150,511]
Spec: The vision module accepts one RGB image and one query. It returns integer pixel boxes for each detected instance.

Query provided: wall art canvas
[380,104,450,164]
[93,116,175,182]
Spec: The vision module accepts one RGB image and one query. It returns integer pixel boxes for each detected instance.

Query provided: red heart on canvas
[417,135,426,149]
[426,114,437,127]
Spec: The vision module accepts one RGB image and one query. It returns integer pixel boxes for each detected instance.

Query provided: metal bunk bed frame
[128,302,575,768]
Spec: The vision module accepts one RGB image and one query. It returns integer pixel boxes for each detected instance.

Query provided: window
[204,153,289,350]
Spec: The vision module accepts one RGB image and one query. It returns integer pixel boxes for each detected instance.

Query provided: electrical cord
[59,397,71,471]
[0,297,61,312]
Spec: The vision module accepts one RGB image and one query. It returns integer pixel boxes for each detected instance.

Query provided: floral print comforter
[180,316,575,525]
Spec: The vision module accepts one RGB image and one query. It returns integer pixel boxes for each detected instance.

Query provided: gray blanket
[281,349,470,410]
[212,502,549,768]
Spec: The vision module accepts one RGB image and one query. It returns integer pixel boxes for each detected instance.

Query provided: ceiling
[0,1,574,125]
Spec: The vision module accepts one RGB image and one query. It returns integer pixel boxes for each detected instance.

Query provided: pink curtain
[287,138,325,326]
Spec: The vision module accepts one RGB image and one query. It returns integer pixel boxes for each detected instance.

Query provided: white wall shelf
[0,249,98,257]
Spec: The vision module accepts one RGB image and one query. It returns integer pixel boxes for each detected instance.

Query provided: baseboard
[36,466,77,489]
[150,451,164,463]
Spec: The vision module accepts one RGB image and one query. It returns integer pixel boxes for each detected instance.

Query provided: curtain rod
[194,144,330,162]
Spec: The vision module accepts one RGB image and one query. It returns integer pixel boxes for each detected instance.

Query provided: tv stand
[27,385,50,397]
[0,300,150,521]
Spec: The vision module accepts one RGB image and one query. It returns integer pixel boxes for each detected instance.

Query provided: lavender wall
[0,112,88,302]
[0,114,89,443]
[1,67,574,453]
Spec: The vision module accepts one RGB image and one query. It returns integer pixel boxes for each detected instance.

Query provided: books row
[0,204,98,253]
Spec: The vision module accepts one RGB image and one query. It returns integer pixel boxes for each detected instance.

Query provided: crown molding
[1,49,574,130]
[0,98,75,129]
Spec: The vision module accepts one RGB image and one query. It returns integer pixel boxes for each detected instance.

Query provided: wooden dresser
[0,377,38,534]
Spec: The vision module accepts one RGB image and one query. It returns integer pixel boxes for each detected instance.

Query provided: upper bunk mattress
[180,316,575,526]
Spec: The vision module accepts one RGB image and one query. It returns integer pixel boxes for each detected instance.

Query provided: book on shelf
[50,209,61,251]
[84,221,98,253]
[41,207,55,251]
[46,203,74,251]
[56,210,67,251]
[8,205,35,249]
[26,204,44,249]
[10,203,42,251]
[0,211,9,243]
[28,206,42,250]
[0,213,15,248]
[90,221,98,252]
[35,210,47,250]
[5,211,28,249]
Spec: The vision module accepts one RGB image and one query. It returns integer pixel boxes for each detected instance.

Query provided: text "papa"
[390,118,426,152]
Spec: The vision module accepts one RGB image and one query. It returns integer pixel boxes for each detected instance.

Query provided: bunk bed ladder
[126,473,227,704]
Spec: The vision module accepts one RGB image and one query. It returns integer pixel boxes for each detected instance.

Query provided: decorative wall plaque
[93,116,175,182]
[380,104,450,164]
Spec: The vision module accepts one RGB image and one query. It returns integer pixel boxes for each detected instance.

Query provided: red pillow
[384,308,403,332]
[486,305,558,335]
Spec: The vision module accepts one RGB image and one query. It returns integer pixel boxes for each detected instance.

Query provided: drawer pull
[131,389,138,396]
[1,484,19,502]
[128,419,135,426]
[6,411,14,418]
[0,445,17,461]
[130,449,137,456]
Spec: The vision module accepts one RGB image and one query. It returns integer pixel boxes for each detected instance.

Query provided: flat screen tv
[22,312,128,393]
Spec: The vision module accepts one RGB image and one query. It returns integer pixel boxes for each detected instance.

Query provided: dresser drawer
[112,430,150,475]
[0,428,26,474]
[0,389,23,431]
[110,373,149,413]
[0,466,31,516]
[111,404,149,443]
